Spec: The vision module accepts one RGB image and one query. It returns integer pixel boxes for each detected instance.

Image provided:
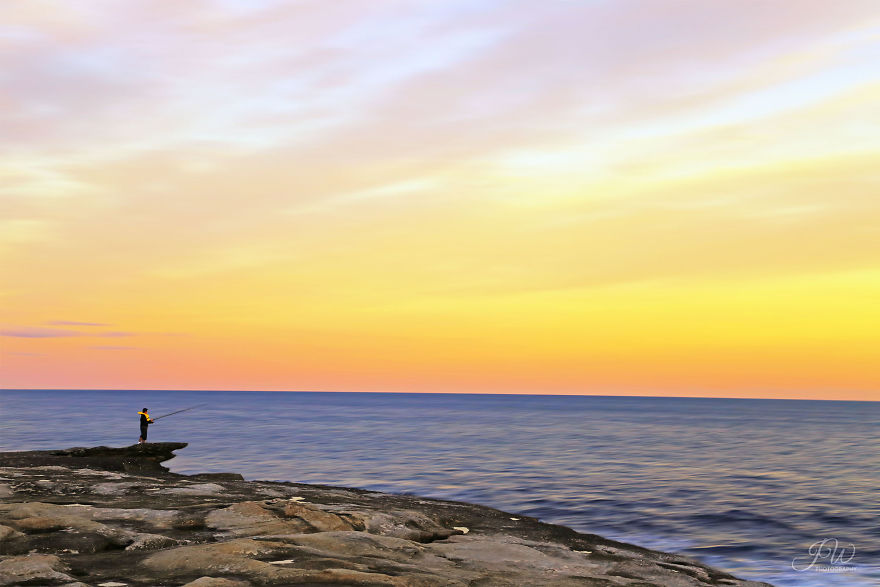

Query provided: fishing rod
[152,404,206,421]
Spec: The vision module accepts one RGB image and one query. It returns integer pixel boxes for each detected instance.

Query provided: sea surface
[1,390,877,586]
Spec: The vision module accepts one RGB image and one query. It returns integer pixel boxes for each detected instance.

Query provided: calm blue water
[1,390,877,586]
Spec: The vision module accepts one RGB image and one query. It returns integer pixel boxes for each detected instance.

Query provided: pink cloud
[1,326,135,338]
[1,327,80,338]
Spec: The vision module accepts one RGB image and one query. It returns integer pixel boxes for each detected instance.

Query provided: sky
[1,0,878,400]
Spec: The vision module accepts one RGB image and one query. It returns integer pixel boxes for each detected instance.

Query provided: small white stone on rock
[267,559,295,565]
[97,582,128,586]
[509,517,519,521]
[453,526,469,534]
[288,496,306,502]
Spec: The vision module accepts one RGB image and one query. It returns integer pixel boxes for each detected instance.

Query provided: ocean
[1,390,877,586]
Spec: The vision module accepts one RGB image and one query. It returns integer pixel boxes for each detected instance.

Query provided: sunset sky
[1,1,878,399]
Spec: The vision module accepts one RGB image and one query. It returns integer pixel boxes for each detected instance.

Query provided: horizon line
[1,388,877,403]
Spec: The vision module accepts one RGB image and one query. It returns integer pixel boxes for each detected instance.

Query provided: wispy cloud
[1,326,135,338]
[1,327,80,338]
[47,320,110,326]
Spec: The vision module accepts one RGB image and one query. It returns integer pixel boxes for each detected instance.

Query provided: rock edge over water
[0,443,772,586]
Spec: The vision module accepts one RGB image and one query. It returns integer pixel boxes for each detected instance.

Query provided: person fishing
[138,408,154,443]
[136,404,204,444]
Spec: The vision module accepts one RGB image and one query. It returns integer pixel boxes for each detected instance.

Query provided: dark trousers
[140,424,148,441]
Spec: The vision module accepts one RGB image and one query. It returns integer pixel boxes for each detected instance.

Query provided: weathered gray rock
[0,553,79,586]
[182,577,252,587]
[0,442,187,473]
[0,524,24,542]
[167,482,225,495]
[88,506,181,529]
[0,501,139,548]
[206,501,311,536]
[283,500,360,532]
[142,538,406,585]
[125,531,183,551]
[362,509,460,542]
[92,481,140,495]
[0,445,774,586]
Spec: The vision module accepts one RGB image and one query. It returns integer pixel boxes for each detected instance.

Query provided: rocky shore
[0,444,771,586]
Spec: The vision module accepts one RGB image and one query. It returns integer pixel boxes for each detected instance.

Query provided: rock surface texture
[0,444,773,586]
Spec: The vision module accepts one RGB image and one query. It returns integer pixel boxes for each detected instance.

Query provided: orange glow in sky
[1,1,878,400]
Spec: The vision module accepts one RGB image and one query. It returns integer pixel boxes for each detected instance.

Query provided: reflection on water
[2,390,878,586]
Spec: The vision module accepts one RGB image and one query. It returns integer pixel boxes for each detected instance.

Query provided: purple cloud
[5,351,46,356]
[0,327,80,338]
[1,326,136,338]
[47,320,110,326]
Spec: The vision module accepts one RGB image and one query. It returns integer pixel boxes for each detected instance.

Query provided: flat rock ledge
[0,443,772,587]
